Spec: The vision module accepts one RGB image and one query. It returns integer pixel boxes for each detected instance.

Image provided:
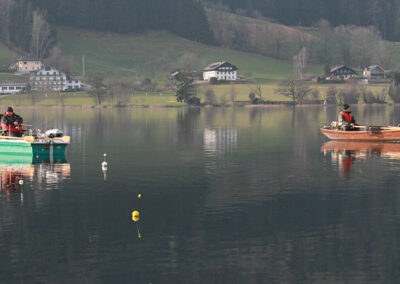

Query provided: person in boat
[1,107,24,137]
[338,104,358,131]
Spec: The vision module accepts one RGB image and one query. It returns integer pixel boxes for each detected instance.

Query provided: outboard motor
[45,129,64,138]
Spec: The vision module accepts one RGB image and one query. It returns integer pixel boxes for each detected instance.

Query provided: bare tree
[88,73,107,105]
[178,53,204,72]
[0,0,14,45]
[249,83,263,101]
[275,79,311,104]
[230,85,237,103]
[45,45,73,74]
[30,9,54,59]
[293,47,308,79]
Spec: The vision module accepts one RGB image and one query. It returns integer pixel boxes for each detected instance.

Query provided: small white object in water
[19,180,24,185]
[102,153,108,169]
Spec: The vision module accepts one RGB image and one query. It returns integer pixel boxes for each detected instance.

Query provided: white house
[29,67,81,91]
[65,76,82,91]
[0,81,27,94]
[203,61,238,81]
[15,55,43,73]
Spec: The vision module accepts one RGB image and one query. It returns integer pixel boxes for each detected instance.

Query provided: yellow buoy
[138,194,141,199]
[132,210,140,222]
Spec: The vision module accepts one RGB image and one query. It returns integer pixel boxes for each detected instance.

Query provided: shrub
[209,77,218,84]
[338,84,360,104]
[325,86,338,104]
[204,89,217,105]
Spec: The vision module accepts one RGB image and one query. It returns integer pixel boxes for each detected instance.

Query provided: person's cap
[343,104,350,110]
[6,106,13,112]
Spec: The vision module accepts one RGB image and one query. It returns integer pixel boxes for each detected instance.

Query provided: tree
[0,0,14,45]
[204,89,217,105]
[389,71,400,103]
[88,73,107,105]
[293,47,308,79]
[178,53,204,72]
[45,45,73,74]
[30,8,54,59]
[275,79,312,104]
[325,86,338,104]
[174,73,199,106]
[249,84,263,101]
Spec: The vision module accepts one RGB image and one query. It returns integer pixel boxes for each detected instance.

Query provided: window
[16,87,21,90]
[2,87,6,90]
[24,62,27,64]
[53,72,56,75]
[9,87,15,90]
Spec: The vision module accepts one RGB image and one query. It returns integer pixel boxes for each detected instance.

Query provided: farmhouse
[328,65,357,80]
[29,67,81,91]
[16,55,43,73]
[66,76,82,90]
[363,65,386,80]
[203,61,238,81]
[0,81,27,94]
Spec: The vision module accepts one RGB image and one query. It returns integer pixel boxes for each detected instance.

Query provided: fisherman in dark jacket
[338,104,357,131]
[1,106,24,137]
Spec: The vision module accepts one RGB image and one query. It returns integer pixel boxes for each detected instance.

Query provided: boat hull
[0,138,68,156]
[320,128,400,141]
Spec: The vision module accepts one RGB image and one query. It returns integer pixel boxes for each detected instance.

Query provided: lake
[1,106,400,283]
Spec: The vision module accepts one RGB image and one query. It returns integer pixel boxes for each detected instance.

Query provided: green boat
[0,135,70,157]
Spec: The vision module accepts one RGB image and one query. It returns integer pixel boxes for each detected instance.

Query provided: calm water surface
[1,106,400,283]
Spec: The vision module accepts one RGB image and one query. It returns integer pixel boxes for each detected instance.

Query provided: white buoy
[19,180,24,185]
[102,153,108,170]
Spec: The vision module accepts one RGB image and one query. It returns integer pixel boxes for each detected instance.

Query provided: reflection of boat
[321,141,400,160]
[0,154,70,194]
[0,135,70,156]
[321,128,400,141]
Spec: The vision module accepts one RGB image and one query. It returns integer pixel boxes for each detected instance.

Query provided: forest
[0,0,213,55]
[207,0,400,41]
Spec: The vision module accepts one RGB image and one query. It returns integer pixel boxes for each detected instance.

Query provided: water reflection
[0,155,70,200]
[322,141,400,178]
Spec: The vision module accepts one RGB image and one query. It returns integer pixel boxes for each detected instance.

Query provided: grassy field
[0,91,184,107]
[0,43,18,72]
[0,83,390,107]
[56,26,323,83]
[197,83,391,104]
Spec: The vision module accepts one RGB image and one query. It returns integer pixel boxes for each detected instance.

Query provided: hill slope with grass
[56,26,323,83]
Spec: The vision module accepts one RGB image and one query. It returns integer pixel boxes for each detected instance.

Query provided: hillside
[56,26,322,83]
[206,8,315,60]
[0,43,18,72]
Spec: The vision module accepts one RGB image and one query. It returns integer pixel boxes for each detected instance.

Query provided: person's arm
[14,115,23,124]
[1,116,11,125]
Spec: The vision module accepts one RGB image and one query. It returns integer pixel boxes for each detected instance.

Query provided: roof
[330,65,356,74]
[365,65,385,71]
[0,80,27,86]
[67,76,82,80]
[203,61,238,71]
[17,55,40,62]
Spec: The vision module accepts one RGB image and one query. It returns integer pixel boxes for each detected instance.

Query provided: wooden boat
[0,135,70,156]
[321,127,400,141]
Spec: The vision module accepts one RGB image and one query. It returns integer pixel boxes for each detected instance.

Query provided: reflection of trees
[177,108,201,149]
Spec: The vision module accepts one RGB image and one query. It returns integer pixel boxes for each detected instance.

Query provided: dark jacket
[1,112,23,134]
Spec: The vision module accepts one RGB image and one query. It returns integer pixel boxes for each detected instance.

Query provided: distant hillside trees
[29,0,213,44]
[208,0,400,42]
[0,0,14,45]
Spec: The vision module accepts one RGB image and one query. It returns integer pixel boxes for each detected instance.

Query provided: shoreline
[0,102,392,109]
